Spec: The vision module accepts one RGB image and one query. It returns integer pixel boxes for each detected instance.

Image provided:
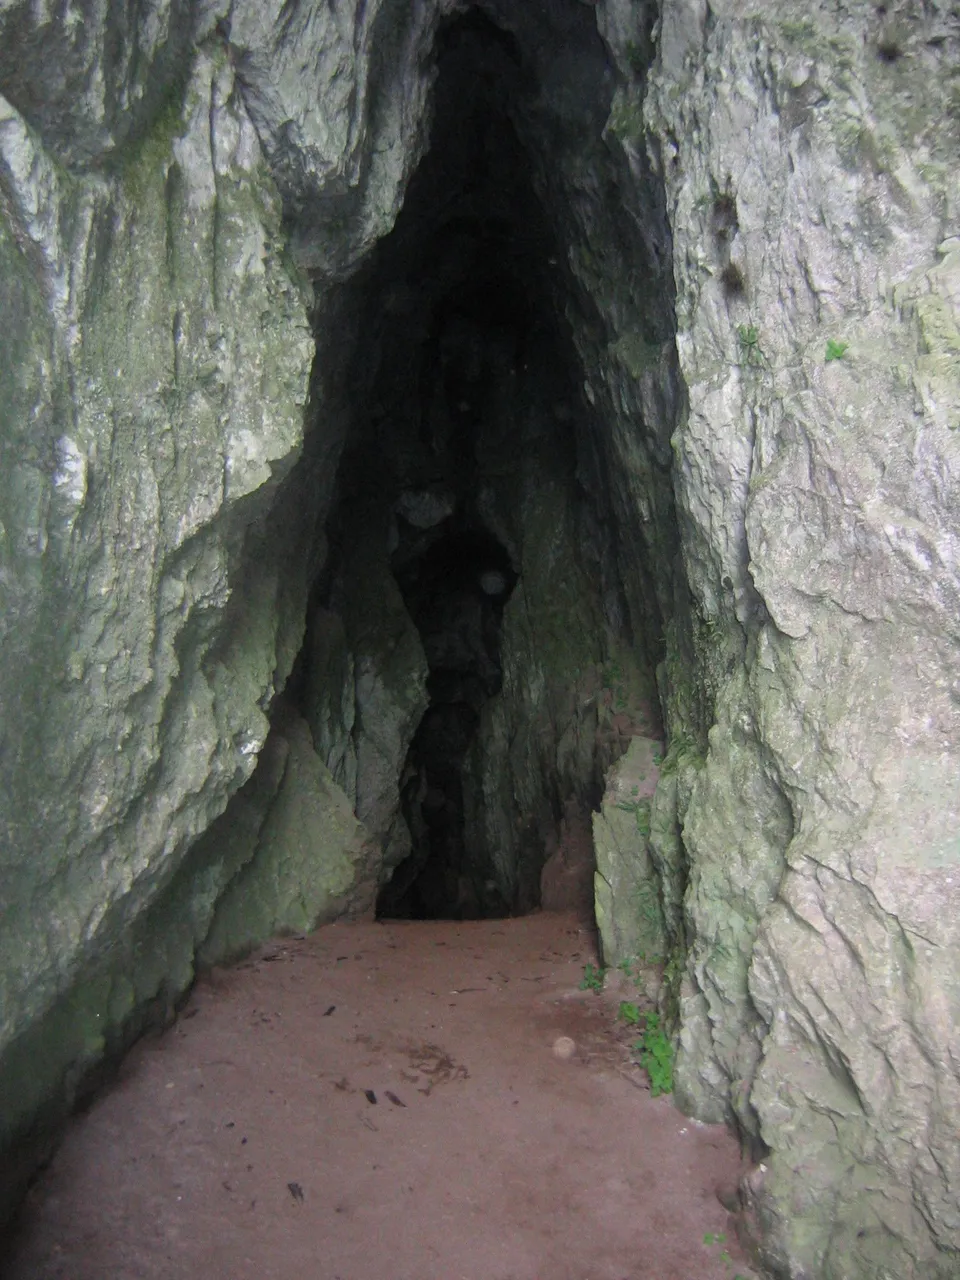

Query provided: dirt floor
[4,912,760,1280]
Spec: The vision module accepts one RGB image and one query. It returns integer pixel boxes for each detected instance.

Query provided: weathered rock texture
[593,735,664,966]
[643,5,960,1277]
[0,35,316,1202]
[0,0,438,1212]
[0,1,958,1277]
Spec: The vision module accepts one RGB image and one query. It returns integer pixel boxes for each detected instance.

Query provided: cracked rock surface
[1,1,958,1276]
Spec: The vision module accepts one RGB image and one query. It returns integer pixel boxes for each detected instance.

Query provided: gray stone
[646,3,960,1275]
[227,0,440,275]
[200,706,378,963]
[593,736,665,967]
[334,513,430,853]
[1,3,958,1276]
[0,30,316,1211]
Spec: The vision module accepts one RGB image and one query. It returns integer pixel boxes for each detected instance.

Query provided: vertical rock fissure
[379,527,517,919]
[298,5,661,923]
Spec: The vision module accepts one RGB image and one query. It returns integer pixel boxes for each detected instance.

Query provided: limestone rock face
[646,3,960,1276]
[593,736,664,967]
[462,454,655,916]
[303,508,430,876]
[0,0,415,1211]
[0,0,201,166]
[225,0,442,275]
[1,1,958,1276]
[0,44,313,1063]
[199,705,380,962]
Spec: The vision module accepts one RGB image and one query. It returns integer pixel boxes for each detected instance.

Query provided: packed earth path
[5,912,759,1280]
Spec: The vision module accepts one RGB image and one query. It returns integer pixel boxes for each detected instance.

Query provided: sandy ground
[4,912,759,1280]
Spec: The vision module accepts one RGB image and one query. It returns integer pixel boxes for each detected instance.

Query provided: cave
[2,1,959,1276]
[381,527,518,919]
[283,7,671,924]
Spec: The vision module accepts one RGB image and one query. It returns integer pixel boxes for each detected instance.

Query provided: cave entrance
[378,527,518,919]
[294,5,667,925]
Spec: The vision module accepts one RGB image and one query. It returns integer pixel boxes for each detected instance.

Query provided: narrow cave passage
[0,1,775,1270]
[379,529,518,919]
[10,0,949,1269]
[287,5,669,927]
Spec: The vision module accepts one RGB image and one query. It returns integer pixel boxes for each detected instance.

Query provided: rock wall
[302,497,431,884]
[0,0,438,1216]
[644,3,960,1276]
[0,38,313,1189]
[1,0,958,1275]
[460,376,660,917]
[593,736,665,966]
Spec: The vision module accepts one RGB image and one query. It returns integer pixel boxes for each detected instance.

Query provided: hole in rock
[379,527,518,919]
[285,5,670,924]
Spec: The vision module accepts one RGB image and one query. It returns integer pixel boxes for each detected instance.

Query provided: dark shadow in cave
[330,9,593,921]
[378,527,518,918]
[291,4,671,923]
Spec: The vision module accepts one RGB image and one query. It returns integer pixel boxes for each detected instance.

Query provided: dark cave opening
[317,10,582,921]
[291,4,668,922]
[378,527,518,918]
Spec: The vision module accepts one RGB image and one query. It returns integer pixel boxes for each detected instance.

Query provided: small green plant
[601,659,630,712]
[825,338,849,362]
[608,94,645,143]
[617,955,646,981]
[634,1011,674,1096]
[663,950,684,986]
[708,936,735,967]
[736,322,768,368]
[617,798,652,837]
[635,878,661,932]
[703,1230,748,1275]
[704,1229,749,1274]
[579,963,606,993]
[618,1000,643,1025]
